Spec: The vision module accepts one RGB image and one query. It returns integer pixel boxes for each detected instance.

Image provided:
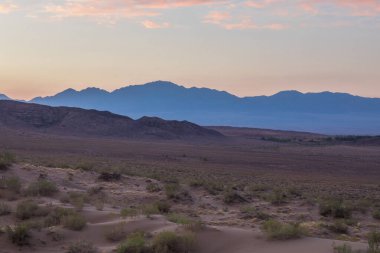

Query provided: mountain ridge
[0,100,223,140]
[2,81,380,134]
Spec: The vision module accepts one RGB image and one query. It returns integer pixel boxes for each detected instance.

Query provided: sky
[0,0,379,100]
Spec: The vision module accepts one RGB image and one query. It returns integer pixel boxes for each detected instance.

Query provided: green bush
[146,183,161,193]
[116,232,149,253]
[63,213,87,231]
[152,231,195,253]
[262,219,305,240]
[319,199,352,219]
[0,202,11,216]
[15,200,49,220]
[368,231,380,253]
[6,224,30,246]
[67,241,98,253]
[27,179,58,197]
[0,152,15,170]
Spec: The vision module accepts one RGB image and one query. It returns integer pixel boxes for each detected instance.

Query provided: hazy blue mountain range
[0,94,10,100]
[6,81,380,135]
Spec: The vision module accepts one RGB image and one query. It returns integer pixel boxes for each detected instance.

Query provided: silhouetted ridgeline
[2,81,380,134]
[0,100,223,139]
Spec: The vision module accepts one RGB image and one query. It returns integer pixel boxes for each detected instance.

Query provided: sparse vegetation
[223,189,246,204]
[98,172,121,181]
[146,182,161,193]
[240,206,271,220]
[319,199,352,219]
[368,231,380,253]
[121,207,139,218]
[116,232,148,253]
[327,220,349,234]
[26,179,58,197]
[62,212,87,231]
[0,152,15,170]
[152,231,195,253]
[373,210,380,220]
[67,241,98,253]
[167,213,192,225]
[6,224,30,246]
[0,176,22,194]
[15,200,49,220]
[262,219,305,240]
[44,207,75,227]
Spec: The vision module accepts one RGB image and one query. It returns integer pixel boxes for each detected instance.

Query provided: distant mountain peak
[0,93,10,100]
[273,90,303,97]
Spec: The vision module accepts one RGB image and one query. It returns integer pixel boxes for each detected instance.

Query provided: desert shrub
[0,152,15,170]
[328,220,349,234]
[155,201,171,214]
[63,191,87,211]
[266,189,287,205]
[319,199,352,219]
[0,202,11,216]
[63,213,86,231]
[6,224,30,246]
[165,183,180,199]
[373,210,380,220]
[67,241,98,253]
[98,172,121,181]
[26,179,58,197]
[146,183,161,193]
[15,200,49,220]
[239,206,271,220]
[333,244,356,253]
[368,231,380,253]
[116,232,149,253]
[0,176,22,193]
[152,231,195,253]
[44,207,75,227]
[188,179,204,188]
[105,223,127,242]
[204,181,224,195]
[167,213,192,225]
[223,189,246,204]
[262,219,305,240]
[121,207,139,218]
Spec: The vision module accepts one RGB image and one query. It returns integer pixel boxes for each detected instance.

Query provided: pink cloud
[141,20,170,29]
[203,11,231,24]
[0,1,17,14]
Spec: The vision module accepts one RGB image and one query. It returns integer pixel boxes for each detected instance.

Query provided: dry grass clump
[368,231,380,253]
[327,220,349,234]
[261,219,305,240]
[26,179,58,197]
[0,176,22,193]
[223,189,246,204]
[239,206,271,220]
[44,207,76,227]
[62,212,87,231]
[61,191,87,211]
[121,207,139,218]
[165,182,191,202]
[0,152,15,170]
[152,231,195,253]
[15,200,49,220]
[67,241,98,253]
[319,199,352,219]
